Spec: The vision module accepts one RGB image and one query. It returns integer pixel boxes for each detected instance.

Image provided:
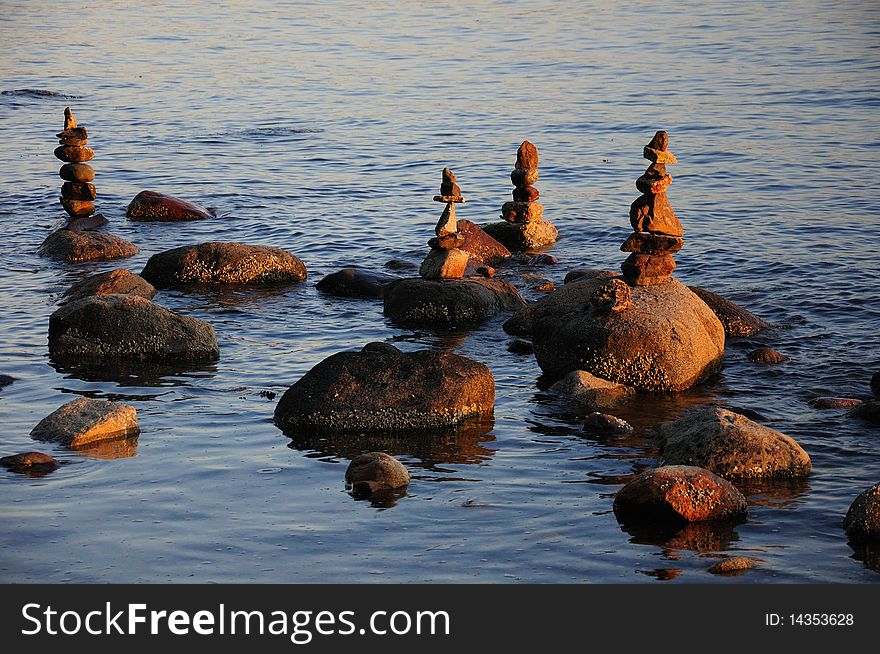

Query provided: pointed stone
[63,106,77,130]
[442,167,456,184]
[419,248,469,279]
[435,202,457,237]
[647,130,669,151]
[59,163,95,183]
[515,141,539,170]
[629,193,683,236]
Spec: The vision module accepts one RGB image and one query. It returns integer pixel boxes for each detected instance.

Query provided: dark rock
[141,242,307,287]
[384,259,418,271]
[61,182,97,201]
[871,372,880,399]
[647,130,669,151]
[345,452,410,497]
[515,140,539,170]
[38,229,138,263]
[501,200,543,223]
[620,232,684,255]
[748,347,786,364]
[429,233,466,250]
[551,370,635,410]
[592,278,633,314]
[0,452,58,474]
[659,406,811,479]
[532,281,555,292]
[475,265,495,278]
[316,267,399,299]
[851,400,880,424]
[583,412,634,435]
[126,190,213,222]
[507,338,534,355]
[511,168,539,187]
[629,192,683,236]
[809,397,863,409]
[440,181,461,197]
[563,268,615,285]
[441,167,456,184]
[54,145,94,163]
[613,465,748,523]
[843,483,880,544]
[643,162,667,178]
[482,219,558,252]
[49,294,219,361]
[708,557,758,575]
[0,374,13,389]
[513,185,540,202]
[61,269,156,304]
[384,277,526,328]
[635,173,672,195]
[30,397,139,448]
[457,220,511,265]
[56,127,88,142]
[60,197,95,218]
[59,163,94,183]
[688,286,769,337]
[274,344,495,433]
[66,214,109,231]
[532,254,558,265]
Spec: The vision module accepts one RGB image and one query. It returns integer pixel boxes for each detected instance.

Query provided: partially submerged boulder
[383,277,526,328]
[38,229,138,263]
[851,400,880,424]
[843,483,880,544]
[316,267,399,299]
[49,294,219,361]
[688,286,768,337]
[659,406,811,479]
[613,465,748,523]
[345,452,410,498]
[61,269,156,304]
[274,343,495,433]
[0,452,59,474]
[707,556,758,575]
[550,370,635,411]
[30,397,139,448]
[583,412,634,435]
[749,347,785,364]
[126,190,213,222]
[457,220,511,265]
[141,242,307,288]
[481,220,559,252]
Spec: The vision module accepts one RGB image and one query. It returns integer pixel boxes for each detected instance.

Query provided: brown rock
[511,168,539,187]
[384,259,418,272]
[532,281,555,292]
[63,106,77,130]
[457,219,511,265]
[501,200,543,223]
[429,233,466,250]
[621,253,676,286]
[647,130,669,151]
[434,202,458,236]
[748,347,786,364]
[659,406,812,479]
[843,483,880,543]
[30,397,139,448]
[442,167,456,184]
[58,136,88,147]
[419,248,468,279]
[56,126,87,142]
[61,269,157,304]
[66,214,109,232]
[644,162,667,178]
[345,452,410,496]
[550,370,636,410]
[440,181,461,197]
[629,193,683,236]
[809,397,863,409]
[433,195,465,203]
[515,140,539,169]
[475,265,494,278]
[643,147,677,164]
[708,557,758,575]
[583,411,634,435]
[636,173,672,195]
[851,400,880,424]
[126,190,213,222]
[513,185,540,202]
[38,229,138,263]
[141,242,307,287]
[562,269,616,285]
[59,163,95,183]
[592,278,633,314]
[60,197,95,218]
[688,286,769,337]
[274,344,495,433]
[54,145,94,163]
[0,452,59,473]
[316,267,399,299]
[613,465,748,523]
[621,232,684,255]
[61,181,97,201]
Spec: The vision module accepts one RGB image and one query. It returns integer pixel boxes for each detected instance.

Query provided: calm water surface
[1,1,879,583]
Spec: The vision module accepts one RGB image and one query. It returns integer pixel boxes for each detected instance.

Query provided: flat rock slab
[49,294,219,361]
[38,229,138,263]
[274,343,495,433]
[457,219,511,265]
[659,405,812,479]
[141,242,307,287]
[843,483,880,544]
[509,275,724,391]
[613,465,747,523]
[30,397,139,448]
[688,286,769,337]
[481,220,558,252]
[316,267,399,299]
[62,269,156,304]
[126,190,213,222]
[383,277,526,328]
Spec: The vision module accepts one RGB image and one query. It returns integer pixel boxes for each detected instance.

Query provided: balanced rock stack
[419,169,469,280]
[621,130,684,286]
[56,107,99,223]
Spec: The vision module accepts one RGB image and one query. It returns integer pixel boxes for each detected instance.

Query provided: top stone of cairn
[643,130,677,164]
[515,140,539,170]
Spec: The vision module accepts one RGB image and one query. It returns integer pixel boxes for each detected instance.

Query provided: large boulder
[30,397,139,448]
[659,406,811,479]
[613,465,748,523]
[508,274,724,391]
[843,483,880,544]
[61,269,156,304]
[274,343,495,433]
[383,277,526,328]
[316,267,399,299]
[688,286,769,337]
[126,190,213,222]
[49,294,219,361]
[141,242,307,288]
[38,229,138,263]
[457,220,511,265]
[481,220,558,252]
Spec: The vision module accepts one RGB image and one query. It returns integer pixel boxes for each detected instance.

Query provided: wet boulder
[126,190,213,222]
[707,557,758,575]
[748,347,785,364]
[481,220,559,252]
[583,412,634,435]
[49,294,219,361]
[659,406,811,479]
[688,286,769,337]
[843,483,880,544]
[457,220,511,265]
[851,400,880,424]
[613,465,748,523]
[809,397,862,409]
[316,267,399,299]
[30,397,139,448]
[38,229,138,263]
[141,242,307,288]
[0,452,59,474]
[550,370,635,411]
[383,277,526,329]
[61,269,156,304]
[274,343,495,433]
[345,452,410,498]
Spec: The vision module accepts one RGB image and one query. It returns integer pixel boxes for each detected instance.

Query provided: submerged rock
[30,397,139,448]
[61,269,156,304]
[0,374,13,389]
[583,412,634,435]
[316,267,399,299]
[38,229,138,263]
[851,400,880,424]
[613,465,748,523]
[345,452,411,498]
[126,190,213,222]
[507,338,534,355]
[0,452,59,473]
[457,220,511,265]
[808,397,862,409]
[141,242,307,287]
[383,277,526,328]
[872,371,880,399]
[748,347,786,364]
[66,214,109,232]
[49,294,219,361]
[707,556,758,575]
[659,406,811,479]
[550,370,635,411]
[843,483,880,544]
[688,286,769,337]
[274,343,495,433]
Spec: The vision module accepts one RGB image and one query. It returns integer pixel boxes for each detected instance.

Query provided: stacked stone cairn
[420,168,469,279]
[55,107,100,222]
[621,130,684,286]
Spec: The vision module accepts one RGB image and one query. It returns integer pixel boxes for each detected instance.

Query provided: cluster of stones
[55,107,101,224]
[621,130,684,286]
[419,168,469,279]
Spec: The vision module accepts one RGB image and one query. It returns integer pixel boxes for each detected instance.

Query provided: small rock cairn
[420,168,469,279]
[504,141,544,227]
[55,107,99,222]
[621,130,685,286]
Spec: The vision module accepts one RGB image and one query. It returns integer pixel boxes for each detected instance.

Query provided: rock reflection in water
[71,436,138,460]
[50,358,217,387]
[849,543,880,574]
[736,476,811,509]
[619,519,742,554]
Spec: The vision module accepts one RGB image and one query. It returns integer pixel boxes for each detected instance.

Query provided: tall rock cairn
[621,130,685,286]
[55,107,98,221]
[420,168,469,279]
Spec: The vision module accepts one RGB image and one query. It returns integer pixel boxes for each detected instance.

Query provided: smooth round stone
[38,229,138,263]
[60,197,95,218]
[66,214,109,232]
[511,167,539,187]
[61,181,97,201]
[688,286,770,337]
[748,347,786,364]
[512,185,540,202]
[54,145,94,163]
[621,253,676,286]
[636,173,672,195]
[59,163,95,183]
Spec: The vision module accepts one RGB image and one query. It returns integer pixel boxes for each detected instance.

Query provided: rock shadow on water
[49,357,218,387]
[619,518,743,554]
